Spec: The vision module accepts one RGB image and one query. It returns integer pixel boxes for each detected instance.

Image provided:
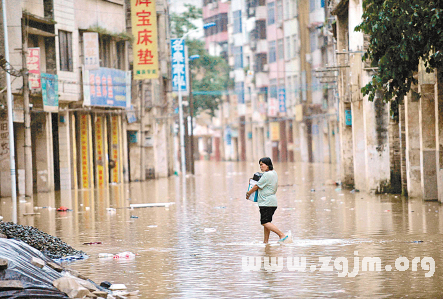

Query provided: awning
[27,26,56,37]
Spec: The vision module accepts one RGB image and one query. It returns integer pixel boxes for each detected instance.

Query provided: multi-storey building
[201,0,342,166]
[0,0,173,198]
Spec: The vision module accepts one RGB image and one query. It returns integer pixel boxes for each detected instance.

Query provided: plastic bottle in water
[98,253,114,258]
[113,252,135,259]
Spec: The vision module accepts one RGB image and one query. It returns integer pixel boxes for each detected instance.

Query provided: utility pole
[188,69,195,174]
[139,81,145,181]
[3,0,18,222]
[21,18,33,198]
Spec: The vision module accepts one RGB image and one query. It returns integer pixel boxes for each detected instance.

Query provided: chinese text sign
[27,48,40,89]
[131,0,159,79]
[83,32,100,70]
[170,38,188,93]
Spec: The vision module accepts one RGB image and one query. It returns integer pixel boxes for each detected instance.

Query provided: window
[204,13,228,37]
[284,0,290,20]
[254,53,267,72]
[268,41,276,63]
[292,34,298,57]
[99,37,111,68]
[276,0,283,23]
[59,30,73,71]
[293,75,298,103]
[310,0,316,12]
[257,20,266,39]
[310,30,317,52]
[277,38,284,60]
[270,79,277,99]
[292,0,298,17]
[235,82,245,104]
[267,2,275,25]
[233,46,243,69]
[285,36,291,60]
[233,10,242,34]
[286,77,292,103]
[116,41,125,70]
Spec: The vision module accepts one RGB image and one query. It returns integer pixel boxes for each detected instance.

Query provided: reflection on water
[1,161,443,297]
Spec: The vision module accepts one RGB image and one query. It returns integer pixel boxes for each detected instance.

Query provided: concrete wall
[405,87,422,197]
[437,70,443,202]
[58,111,72,190]
[351,100,366,191]
[33,113,54,193]
[419,83,438,200]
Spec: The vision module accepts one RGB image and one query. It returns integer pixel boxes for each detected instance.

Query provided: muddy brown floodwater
[1,161,443,298]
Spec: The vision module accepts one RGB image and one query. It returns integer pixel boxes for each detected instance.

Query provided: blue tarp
[0,238,69,298]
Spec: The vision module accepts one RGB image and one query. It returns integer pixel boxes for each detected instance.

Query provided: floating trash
[204,228,216,233]
[113,252,136,259]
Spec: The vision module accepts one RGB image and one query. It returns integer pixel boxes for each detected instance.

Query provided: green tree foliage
[170,5,229,116]
[355,0,443,103]
[170,4,202,38]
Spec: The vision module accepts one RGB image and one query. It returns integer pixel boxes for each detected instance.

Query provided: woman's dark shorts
[259,206,277,225]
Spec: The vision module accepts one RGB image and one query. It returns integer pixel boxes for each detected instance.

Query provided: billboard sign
[83,67,131,108]
[41,73,59,112]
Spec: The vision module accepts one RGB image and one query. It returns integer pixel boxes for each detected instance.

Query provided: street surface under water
[2,161,443,298]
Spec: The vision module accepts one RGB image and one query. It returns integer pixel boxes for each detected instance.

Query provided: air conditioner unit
[263,64,269,71]
[306,54,312,64]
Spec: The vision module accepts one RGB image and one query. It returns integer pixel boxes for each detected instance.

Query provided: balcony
[256,6,267,20]
[256,39,267,53]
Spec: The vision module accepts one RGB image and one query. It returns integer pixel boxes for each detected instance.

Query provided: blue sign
[128,131,138,143]
[171,38,187,92]
[345,110,352,126]
[278,88,286,113]
[83,67,131,108]
[226,126,232,145]
[41,73,58,112]
[127,105,138,124]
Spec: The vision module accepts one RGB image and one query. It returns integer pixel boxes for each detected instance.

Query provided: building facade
[0,0,173,198]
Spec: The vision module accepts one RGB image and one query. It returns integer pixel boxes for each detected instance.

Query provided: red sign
[27,48,41,89]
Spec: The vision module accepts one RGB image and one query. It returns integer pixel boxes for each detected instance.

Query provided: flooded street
[2,161,443,298]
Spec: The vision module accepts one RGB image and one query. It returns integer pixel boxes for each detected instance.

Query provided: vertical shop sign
[170,38,187,93]
[80,115,89,188]
[41,73,59,112]
[278,88,286,113]
[95,116,104,187]
[27,48,41,89]
[83,32,100,70]
[131,0,159,79]
[270,122,280,141]
[0,120,9,161]
[111,116,119,183]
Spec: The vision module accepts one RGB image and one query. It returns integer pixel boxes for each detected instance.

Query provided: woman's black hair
[259,157,273,170]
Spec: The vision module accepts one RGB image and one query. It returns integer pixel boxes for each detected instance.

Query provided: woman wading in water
[246,157,292,244]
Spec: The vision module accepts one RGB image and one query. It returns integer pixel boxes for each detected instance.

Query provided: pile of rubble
[0,223,139,298]
[0,222,86,259]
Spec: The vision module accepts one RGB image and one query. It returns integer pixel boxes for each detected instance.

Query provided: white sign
[0,120,9,161]
[83,32,100,70]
